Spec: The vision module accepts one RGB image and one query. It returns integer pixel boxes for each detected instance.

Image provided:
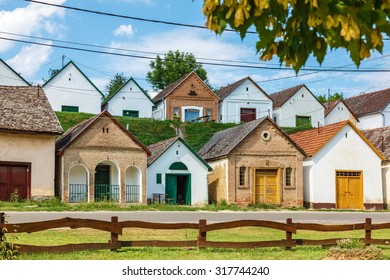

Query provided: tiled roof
[362,126,390,160]
[290,121,348,156]
[344,88,390,116]
[152,72,192,103]
[0,86,63,134]
[269,84,305,108]
[147,136,178,165]
[323,99,341,116]
[215,76,270,101]
[56,110,150,155]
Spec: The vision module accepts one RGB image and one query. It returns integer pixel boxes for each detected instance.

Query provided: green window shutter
[296,116,311,128]
[156,173,162,184]
[62,105,79,112]
[123,110,139,117]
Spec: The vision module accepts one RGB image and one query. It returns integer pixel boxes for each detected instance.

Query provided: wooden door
[254,169,279,204]
[0,163,30,201]
[240,108,256,122]
[336,171,363,209]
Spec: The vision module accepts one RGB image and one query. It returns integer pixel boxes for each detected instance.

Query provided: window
[285,168,292,186]
[206,109,211,121]
[296,116,311,128]
[240,108,256,122]
[123,110,139,118]
[62,105,79,112]
[184,109,200,122]
[174,107,179,117]
[156,173,162,184]
[239,166,246,186]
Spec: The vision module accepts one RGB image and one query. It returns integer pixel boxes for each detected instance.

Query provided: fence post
[364,218,372,247]
[0,212,4,242]
[110,216,119,251]
[286,218,293,250]
[197,219,207,249]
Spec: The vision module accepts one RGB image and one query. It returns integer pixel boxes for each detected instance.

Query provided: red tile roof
[290,121,348,156]
[344,88,390,116]
[215,76,269,100]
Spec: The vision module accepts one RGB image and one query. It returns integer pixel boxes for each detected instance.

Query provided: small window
[239,166,246,186]
[156,173,162,184]
[206,109,211,121]
[246,87,249,91]
[123,110,139,118]
[286,168,292,186]
[61,105,79,112]
[273,116,277,123]
[174,107,179,117]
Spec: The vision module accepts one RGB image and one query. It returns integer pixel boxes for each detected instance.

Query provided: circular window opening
[261,131,271,141]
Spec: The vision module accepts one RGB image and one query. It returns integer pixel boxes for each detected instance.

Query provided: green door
[165,175,177,204]
[95,165,110,201]
[184,175,191,205]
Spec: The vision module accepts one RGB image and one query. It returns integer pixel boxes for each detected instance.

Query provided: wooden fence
[1,212,390,253]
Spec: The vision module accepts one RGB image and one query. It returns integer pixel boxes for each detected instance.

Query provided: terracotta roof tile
[215,77,248,100]
[290,121,347,156]
[362,126,390,160]
[269,84,305,108]
[0,86,63,134]
[344,88,390,116]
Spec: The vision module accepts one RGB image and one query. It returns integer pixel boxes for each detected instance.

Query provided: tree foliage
[317,92,344,103]
[104,72,128,99]
[146,50,209,90]
[203,0,390,72]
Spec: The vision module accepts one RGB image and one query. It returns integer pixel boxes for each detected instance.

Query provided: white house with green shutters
[146,137,212,205]
[101,77,155,118]
[42,61,104,114]
[0,59,30,86]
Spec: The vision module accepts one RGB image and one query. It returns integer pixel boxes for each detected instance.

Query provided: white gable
[0,60,29,86]
[325,101,358,125]
[43,63,102,114]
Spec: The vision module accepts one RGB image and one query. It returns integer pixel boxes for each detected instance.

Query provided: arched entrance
[165,162,191,205]
[94,161,120,202]
[125,166,141,203]
[68,164,89,203]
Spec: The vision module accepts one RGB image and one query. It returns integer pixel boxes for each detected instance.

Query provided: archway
[125,166,141,203]
[68,164,89,203]
[94,160,120,202]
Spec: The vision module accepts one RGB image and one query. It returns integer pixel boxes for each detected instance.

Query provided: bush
[325,239,384,260]
[0,228,19,260]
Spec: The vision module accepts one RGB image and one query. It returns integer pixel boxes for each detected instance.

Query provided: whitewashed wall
[304,125,383,206]
[357,104,390,129]
[0,61,29,86]
[43,63,103,114]
[382,162,390,208]
[325,102,358,125]
[105,79,154,118]
[152,101,165,120]
[276,87,324,128]
[147,139,210,205]
[219,79,273,123]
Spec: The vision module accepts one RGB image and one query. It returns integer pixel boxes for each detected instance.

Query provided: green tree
[146,50,209,90]
[203,0,389,72]
[317,92,344,103]
[42,68,60,83]
[105,73,128,99]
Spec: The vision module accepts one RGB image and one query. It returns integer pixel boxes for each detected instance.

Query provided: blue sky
[1,0,390,98]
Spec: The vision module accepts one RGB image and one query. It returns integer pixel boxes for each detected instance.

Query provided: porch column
[89,167,95,202]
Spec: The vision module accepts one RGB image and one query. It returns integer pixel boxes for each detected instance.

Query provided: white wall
[43,63,102,114]
[276,87,324,128]
[126,166,141,185]
[152,101,165,120]
[0,133,56,197]
[0,61,29,86]
[69,164,88,185]
[305,125,383,206]
[357,113,383,130]
[382,162,390,208]
[147,139,210,205]
[106,79,154,118]
[325,102,358,125]
[220,79,272,123]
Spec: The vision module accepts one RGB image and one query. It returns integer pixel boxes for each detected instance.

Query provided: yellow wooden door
[336,171,363,209]
[255,169,279,204]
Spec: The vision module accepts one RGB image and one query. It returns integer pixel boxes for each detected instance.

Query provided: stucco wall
[325,103,358,125]
[147,139,210,205]
[206,158,228,203]
[43,63,102,114]
[0,132,56,198]
[220,79,273,123]
[306,125,383,208]
[357,113,383,130]
[0,62,29,86]
[382,161,390,208]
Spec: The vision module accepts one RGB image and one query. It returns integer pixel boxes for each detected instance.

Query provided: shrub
[325,239,383,260]
[0,228,19,260]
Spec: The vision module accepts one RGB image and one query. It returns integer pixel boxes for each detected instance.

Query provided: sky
[1,0,390,98]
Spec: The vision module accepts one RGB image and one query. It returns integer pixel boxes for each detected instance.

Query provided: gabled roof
[102,77,155,106]
[152,71,219,103]
[147,136,212,170]
[215,76,271,101]
[198,117,307,161]
[0,59,30,86]
[0,86,62,134]
[43,60,104,97]
[362,126,390,160]
[55,110,150,155]
[270,84,324,109]
[323,99,359,121]
[290,120,385,159]
[344,88,390,117]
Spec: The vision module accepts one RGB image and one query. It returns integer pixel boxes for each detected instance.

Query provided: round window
[261,131,271,141]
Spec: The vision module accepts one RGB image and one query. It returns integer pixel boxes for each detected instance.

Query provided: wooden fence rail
[1,213,390,253]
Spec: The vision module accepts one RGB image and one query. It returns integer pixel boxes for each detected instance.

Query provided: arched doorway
[125,166,141,203]
[68,164,89,203]
[165,162,191,205]
[94,161,120,202]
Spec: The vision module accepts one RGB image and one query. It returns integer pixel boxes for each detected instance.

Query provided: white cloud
[7,43,53,80]
[114,24,134,37]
